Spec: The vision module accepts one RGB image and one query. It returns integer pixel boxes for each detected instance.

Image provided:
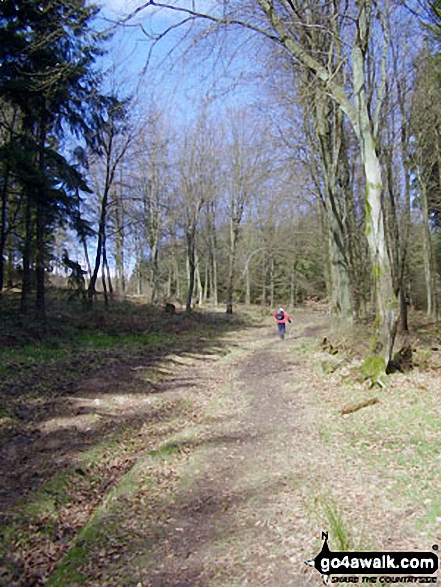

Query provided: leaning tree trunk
[363,146,398,367]
[301,77,354,330]
[352,24,398,369]
[196,268,203,307]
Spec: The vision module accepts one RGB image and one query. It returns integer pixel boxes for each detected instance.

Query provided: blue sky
[94,0,263,127]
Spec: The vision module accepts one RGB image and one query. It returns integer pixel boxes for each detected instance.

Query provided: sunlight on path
[136,313,425,587]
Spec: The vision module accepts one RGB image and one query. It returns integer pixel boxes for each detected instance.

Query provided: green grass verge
[319,377,441,538]
[45,440,185,586]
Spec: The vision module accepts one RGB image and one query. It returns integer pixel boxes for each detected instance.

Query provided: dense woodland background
[1,0,441,367]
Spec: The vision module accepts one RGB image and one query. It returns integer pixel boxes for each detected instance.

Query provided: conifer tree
[0,0,107,318]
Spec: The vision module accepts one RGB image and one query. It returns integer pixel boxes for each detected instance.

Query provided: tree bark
[261,255,267,306]
[269,256,275,309]
[186,227,196,312]
[290,264,295,308]
[0,165,10,294]
[88,184,108,299]
[20,196,32,314]
[207,201,218,305]
[35,197,46,321]
[421,183,437,320]
[114,172,125,295]
[195,252,203,307]
[245,267,251,305]
[35,114,48,322]
[326,212,353,331]
[226,221,239,314]
[303,81,355,329]
[352,7,398,366]
[253,0,397,364]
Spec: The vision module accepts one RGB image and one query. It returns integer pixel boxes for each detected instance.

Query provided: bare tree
[135,109,171,303]
[125,0,407,365]
[88,98,133,303]
[224,112,268,314]
[176,113,218,311]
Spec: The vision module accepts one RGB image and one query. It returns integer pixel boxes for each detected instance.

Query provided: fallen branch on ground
[340,397,379,416]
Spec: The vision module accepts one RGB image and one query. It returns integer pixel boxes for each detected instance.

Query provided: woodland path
[131,312,421,587]
[2,310,436,587]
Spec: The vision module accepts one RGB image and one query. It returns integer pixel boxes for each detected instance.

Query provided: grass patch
[147,441,182,458]
[45,442,184,586]
[318,370,441,538]
[323,499,352,551]
[311,496,354,551]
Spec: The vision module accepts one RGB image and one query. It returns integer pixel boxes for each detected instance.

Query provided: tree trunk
[89,185,109,299]
[421,183,437,320]
[290,261,296,308]
[6,236,14,289]
[166,267,172,299]
[245,268,251,305]
[269,256,275,309]
[208,201,218,306]
[175,256,181,301]
[35,198,46,321]
[327,212,353,332]
[196,253,203,307]
[186,228,196,312]
[101,257,108,307]
[81,236,92,283]
[203,264,209,304]
[103,236,113,296]
[212,251,218,306]
[226,222,239,315]
[261,256,267,306]
[313,89,354,331]
[35,115,48,322]
[0,165,10,294]
[20,196,32,314]
[149,243,159,304]
[363,150,398,365]
[114,175,125,295]
[353,28,398,367]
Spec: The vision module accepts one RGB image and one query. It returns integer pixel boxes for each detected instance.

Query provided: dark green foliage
[0,0,110,317]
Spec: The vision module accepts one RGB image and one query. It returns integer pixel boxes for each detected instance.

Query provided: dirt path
[130,313,425,587]
[4,310,439,587]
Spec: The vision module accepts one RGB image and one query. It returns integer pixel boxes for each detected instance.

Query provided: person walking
[273,307,292,340]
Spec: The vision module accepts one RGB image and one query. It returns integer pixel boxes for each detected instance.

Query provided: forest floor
[1,304,441,587]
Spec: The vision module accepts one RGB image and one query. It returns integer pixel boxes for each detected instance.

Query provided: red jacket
[273,310,292,324]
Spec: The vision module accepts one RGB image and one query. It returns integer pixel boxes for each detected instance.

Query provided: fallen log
[341,397,379,416]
